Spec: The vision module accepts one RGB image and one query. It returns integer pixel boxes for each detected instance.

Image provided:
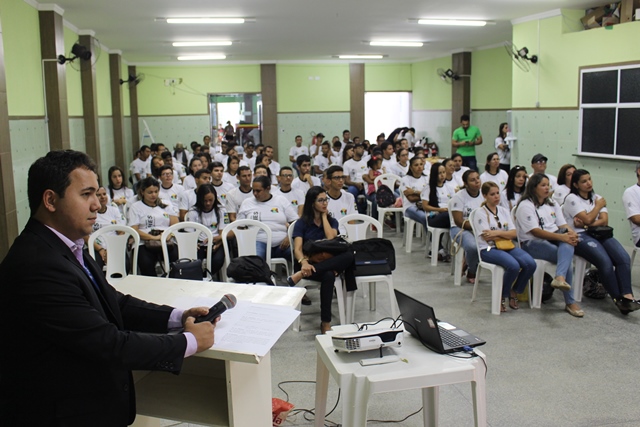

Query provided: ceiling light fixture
[418,19,487,26]
[172,41,233,47]
[177,54,227,61]
[369,41,423,47]
[338,55,384,59]
[167,18,245,24]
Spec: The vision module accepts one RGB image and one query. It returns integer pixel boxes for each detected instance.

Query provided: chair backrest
[221,219,273,279]
[338,213,382,241]
[88,224,140,282]
[468,208,484,258]
[287,220,298,265]
[511,206,522,248]
[374,173,401,191]
[161,222,213,275]
[447,197,457,228]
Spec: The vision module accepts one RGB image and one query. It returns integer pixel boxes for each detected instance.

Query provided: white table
[314,324,487,427]
[112,275,305,427]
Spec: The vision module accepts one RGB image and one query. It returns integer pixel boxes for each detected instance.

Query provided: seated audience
[107,166,134,215]
[179,168,212,221]
[552,164,576,206]
[323,165,357,224]
[500,165,527,211]
[223,156,240,187]
[226,166,254,222]
[273,167,305,216]
[390,148,410,177]
[530,153,557,194]
[210,161,235,209]
[622,163,640,248]
[158,165,184,213]
[314,141,332,176]
[183,157,204,192]
[292,155,322,195]
[343,143,369,214]
[451,153,469,188]
[88,186,127,271]
[401,157,429,234]
[480,152,509,191]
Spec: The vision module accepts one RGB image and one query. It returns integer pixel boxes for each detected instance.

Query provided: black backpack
[583,269,607,299]
[226,255,275,285]
[351,238,396,276]
[375,184,396,208]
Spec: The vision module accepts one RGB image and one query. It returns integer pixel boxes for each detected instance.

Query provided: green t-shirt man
[452,117,482,157]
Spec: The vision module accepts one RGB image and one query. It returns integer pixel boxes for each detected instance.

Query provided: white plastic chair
[559,205,591,302]
[511,206,546,309]
[287,220,346,331]
[161,222,213,280]
[221,219,274,283]
[469,208,506,315]
[374,173,403,234]
[448,198,466,285]
[88,224,139,284]
[403,216,426,253]
[631,247,640,275]
[339,214,399,321]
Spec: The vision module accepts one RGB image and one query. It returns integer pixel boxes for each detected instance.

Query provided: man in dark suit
[0,150,216,426]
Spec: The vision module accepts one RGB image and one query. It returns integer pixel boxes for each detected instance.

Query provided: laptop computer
[394,290,486,354]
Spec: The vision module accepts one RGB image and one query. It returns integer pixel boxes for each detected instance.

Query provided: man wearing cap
[530,153,557,194]
[622,163,640,248]
[451,114,483,171]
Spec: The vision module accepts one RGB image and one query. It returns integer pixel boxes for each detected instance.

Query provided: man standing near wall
[451,114,482,172]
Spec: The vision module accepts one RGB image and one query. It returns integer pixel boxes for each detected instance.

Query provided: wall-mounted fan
[120,73,145,88]
[436,68,460,83]
[58,39,101,71]
[504,42,538,72]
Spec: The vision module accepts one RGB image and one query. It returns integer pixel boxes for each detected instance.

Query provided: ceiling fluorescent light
[370,41,423,47]
[418,19,486,26]
[338,55,384,59]
[167,18,245,24]
[172,41,233,47]
[178,54,227,61]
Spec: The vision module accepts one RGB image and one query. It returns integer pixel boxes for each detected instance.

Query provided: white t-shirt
[390,162,409,178]
[448,189,484,227]
[515,199,564,243]
[343,158,369,183]
[499,189,522,212]
[552,184,571,206]
[159,183,185,213]
[237,195,299,245]
[314,155,330,173]
[444,178,461,193]
[327,190,357,221]
[272,187,306,212]
[309,144,318,158]
[452,167,469,189]
[107,187,135,215]
[127,200,177,242]
[92,205,126,248]
[183,175,197,192]
[529,173,558,193]
[246,156,257,172]
[623,184,640,245]
[214,153,229,169]
[226,187,253,214]
[289,145,309,161]
[291,176,322,195]
[269,161,281,184]
[480,170,509,192]
[185,207,230,241]
[563,193,607,233]
[471,205,514,251]
[381,158,397,174]
[179,190,197,213]
[330,153,343,166]
[495,137,511,165]
[213,182,236,208]
[421,183,455,209]
[130,158,150,184]
[223,172,239,187]
[172,164,187,184]
[401,174,429,213]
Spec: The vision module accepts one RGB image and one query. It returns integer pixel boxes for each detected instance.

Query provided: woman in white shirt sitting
[107,166,134,214]
[401,157,429,234]
[472,182,536,312]
[183,157,204,192]
[514,173,583,317]
[500,165,528,211]
[563,169,640,314]
[88,186,127,271]
[552,164,575,206]
[391,148,409,178]
[223,156,240,187]
[128,177,179,276]
[480,152,509,192]
[185,184,229,279]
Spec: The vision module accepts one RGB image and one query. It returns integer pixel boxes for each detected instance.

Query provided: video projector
[332,328,403,353]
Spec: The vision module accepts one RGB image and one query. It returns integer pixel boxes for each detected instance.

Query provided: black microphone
[194,294,237,323]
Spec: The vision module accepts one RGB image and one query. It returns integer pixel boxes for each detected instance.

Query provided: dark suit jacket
[0,219,188,426]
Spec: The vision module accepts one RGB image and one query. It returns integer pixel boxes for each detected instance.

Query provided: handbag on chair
[351,238,395,277]
[168,258,204,281]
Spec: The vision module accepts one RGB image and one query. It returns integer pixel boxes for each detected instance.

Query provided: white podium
[112,275,305,427]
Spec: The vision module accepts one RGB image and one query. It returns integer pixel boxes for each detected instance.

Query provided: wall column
[79,34,100,170]
[450,52,472,155]
[349,64,365,139]
[39,8,70,150]
[128,65,140,152]
[0,19,19,260]
[110,52,125,169]
[260,64,277,158]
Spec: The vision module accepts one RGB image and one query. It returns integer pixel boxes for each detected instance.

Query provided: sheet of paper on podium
[173,296,300,357]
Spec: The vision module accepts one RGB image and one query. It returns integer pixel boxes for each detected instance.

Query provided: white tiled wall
[138,115,210,149]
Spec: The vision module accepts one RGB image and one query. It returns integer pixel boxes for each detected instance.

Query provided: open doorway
[209,93,262,146]
[364,92,411,143]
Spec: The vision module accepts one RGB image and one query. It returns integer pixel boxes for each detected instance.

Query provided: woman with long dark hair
[500,165,527,211]
[495,122,510,172]
[480,152,509,191]
[564,169,640,314]
[401,157,429,234]
[185,184,228,278]
[107,166,134,214]
[552,164,576,206]
[514,173,583,317]
[289,186,357,334]
[183,157,204,191]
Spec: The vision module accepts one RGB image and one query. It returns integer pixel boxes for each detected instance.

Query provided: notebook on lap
[394,290,486,354]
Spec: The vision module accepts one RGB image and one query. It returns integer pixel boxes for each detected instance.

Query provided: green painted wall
[365,63,412,92]
[64,27,83,117]
[513,12,640,108]
[276,64,350,112]
[411,56,452,110]
[136,65,260,115]
[471,47,512,109]
[0,0,43,116]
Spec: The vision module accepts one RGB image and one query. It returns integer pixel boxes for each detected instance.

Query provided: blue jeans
[347,185,367,214]
[522,239,575,304]
[481,247,537,298]
[366,192,378,222]
[256,241,291,261]
[404,205,427,234]
[450,227,479,275]
[461,156,478,172]
[574,234,632,298]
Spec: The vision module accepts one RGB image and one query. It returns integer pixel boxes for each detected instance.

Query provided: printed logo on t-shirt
[223,213,230,224]
[92,223,101,232]
[271,207,279,213]
[163,213,169,219]
[551,211,556,219]
[171,193,178,200]
[220,194,227,200]
[291,200,298,206]
[209,221,218,230]
[340,208,347,216]
[110,219,117,224]
[145,215,154,229]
